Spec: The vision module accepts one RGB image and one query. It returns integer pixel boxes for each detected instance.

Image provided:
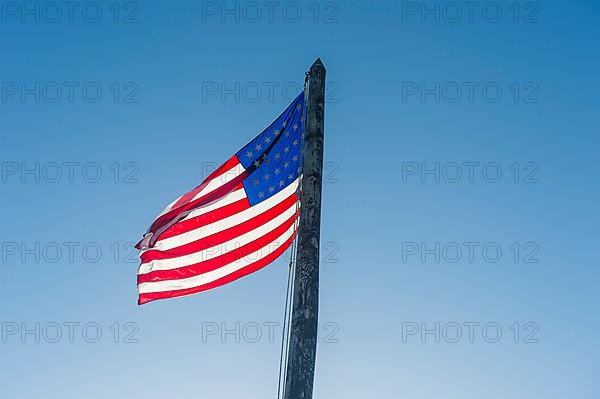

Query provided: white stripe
[182,188,247,221]
[153,163,245,218]
[138,189,249,256]
[138,222,297,294]
[138,200,299,275]
[152,179,299,252]
[191,163,245,202]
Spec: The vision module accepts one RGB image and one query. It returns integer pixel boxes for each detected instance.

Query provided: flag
[136,92,305,304]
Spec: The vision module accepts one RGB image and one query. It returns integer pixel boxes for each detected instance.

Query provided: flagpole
[283,58,326,399]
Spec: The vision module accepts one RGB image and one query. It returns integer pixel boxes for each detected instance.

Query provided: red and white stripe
[137,156,300,304]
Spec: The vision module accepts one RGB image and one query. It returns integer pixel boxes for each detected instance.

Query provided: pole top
[310,58,325,72]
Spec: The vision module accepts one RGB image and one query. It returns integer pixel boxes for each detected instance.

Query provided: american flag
[136,92,305,304]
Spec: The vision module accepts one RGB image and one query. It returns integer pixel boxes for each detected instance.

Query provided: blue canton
[236,92,305,206]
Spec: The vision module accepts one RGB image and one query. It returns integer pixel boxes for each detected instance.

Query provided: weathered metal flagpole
[283,59,326,399]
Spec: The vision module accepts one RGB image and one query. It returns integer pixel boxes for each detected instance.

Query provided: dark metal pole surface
[284,58,326,399]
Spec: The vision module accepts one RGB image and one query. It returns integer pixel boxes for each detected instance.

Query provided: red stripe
[138,230,297,305]
[137,209,299,284]
[172,156,240,209]
[141,193,298,263]
[145,157,247,242]
[156,194,250,241]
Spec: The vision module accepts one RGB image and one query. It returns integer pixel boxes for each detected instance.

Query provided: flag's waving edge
[136,92,305,305]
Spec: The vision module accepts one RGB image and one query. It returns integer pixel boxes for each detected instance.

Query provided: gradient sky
[1,0,599,398]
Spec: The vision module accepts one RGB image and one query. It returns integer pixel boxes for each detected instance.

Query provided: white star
[255,144,262,151]
[264,136,271,144]
[268,186,275,193]
[253,179,260,186]
[246,151,253,158]
[284,147,290,153]
[292,140,298,146]
[283,121,287,127]
[288,174,293,180]
[274,168,281,175]
[279,180,285,187]
[264,174,270,180]
[273,129,280,136]
[253,160,261,168]
[258,192,264,199]
[275,153,281,160]
[284,162,289,168]
[293,124,298,130]
[292,155,298,162]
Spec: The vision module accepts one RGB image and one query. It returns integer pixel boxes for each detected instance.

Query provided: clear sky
[1,0,599,398]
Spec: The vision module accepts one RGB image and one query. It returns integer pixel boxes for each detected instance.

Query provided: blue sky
[1,0,599,398]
